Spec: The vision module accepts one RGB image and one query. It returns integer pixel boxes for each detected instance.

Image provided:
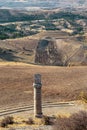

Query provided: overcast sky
[0,0,86,9]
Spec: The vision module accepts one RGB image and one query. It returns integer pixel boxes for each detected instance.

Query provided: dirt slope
[0,63,86,108]
[0,38,38,63]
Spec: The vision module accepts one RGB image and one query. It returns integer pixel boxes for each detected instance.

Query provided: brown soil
[0,63,87,108]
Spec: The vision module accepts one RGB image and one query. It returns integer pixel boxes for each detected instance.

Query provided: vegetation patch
[41,116,52,125]
[0,116,14,127]
[0,9,86,40]
[79,91,87,103]
[53,111,87,130]
[25,117,34,125]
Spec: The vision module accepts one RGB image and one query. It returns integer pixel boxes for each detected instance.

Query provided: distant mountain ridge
[0,0,87,10]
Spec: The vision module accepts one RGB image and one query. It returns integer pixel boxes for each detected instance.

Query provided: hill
[0,30,87,66]
[0,9,87,40]
[0,9,87,66]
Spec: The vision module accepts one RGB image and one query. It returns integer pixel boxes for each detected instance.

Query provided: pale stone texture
[33,74,42,118]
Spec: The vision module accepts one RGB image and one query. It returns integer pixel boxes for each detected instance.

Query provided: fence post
[33,74,43,118]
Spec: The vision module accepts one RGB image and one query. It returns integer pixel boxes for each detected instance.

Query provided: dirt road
[0,101,86,117]
[0,101,86,130]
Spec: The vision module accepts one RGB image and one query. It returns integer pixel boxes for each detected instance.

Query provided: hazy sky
[0,0,86,9]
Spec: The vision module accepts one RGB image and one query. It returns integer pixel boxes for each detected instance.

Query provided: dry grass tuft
[25,118,34,125]
[41,116,52,125]
[56,112,71,118]
[79,91,87,103]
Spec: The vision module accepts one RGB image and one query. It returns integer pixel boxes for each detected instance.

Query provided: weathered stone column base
[35,113,43,118]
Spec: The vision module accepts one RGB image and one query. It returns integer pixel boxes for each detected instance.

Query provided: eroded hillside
[0,31,87,66]
[0,38,38,63]
[35,37,87,66]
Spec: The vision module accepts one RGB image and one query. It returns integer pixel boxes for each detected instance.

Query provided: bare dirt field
[0,62,87,108]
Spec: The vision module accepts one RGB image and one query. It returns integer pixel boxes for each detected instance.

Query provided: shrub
[70,111,87,130]
[53,116,70,130]
[25,118,34,125]
[0,119,8,127]
[53,111,87,130]
[0,116,14,127]
[41,116,51,125]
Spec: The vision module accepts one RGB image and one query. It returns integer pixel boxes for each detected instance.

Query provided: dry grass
[28,30,69,39]
[0,63,87,107]
[0,38,38,63]
[79,91,87,103]
[54,111,87,130]
[25,118,34,125]
[0,116,14,127]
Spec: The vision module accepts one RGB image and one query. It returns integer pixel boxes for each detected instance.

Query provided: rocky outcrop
[35,37,87,66]
[35,37,63,66]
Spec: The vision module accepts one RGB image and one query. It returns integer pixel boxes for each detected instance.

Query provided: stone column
[33,74,43,118]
